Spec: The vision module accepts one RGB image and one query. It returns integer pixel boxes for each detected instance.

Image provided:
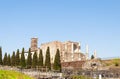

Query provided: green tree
[20,48,26,68]
[27,48,32,68]
[7,54,11,66]
[38,49,43,67]
[0,47,2,65]
[53,49,61,72]
[15,49,20,66]
[3,53,7,65]
[45,47,51,70]
[115,62,119,66]
[32,51,38,68]
[11,51,15,66]
[91,55,94,59]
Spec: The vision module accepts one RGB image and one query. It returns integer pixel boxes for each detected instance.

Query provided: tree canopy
[32,51,38,68]
[20,48,26,68]
[27,48,32,68]
[53,49,61,72]
[15,49,20,66]
[0,47,2,65]
[38,49,43,67]
[3,53,7,65]
[45,47,51,70]
[11,51,15,66]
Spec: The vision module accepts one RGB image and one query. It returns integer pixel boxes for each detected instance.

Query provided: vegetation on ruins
[27,48,32,68]
[0,47,2,65]
[11,51,16,66]
[53,49,61,72]
[32,51,38,68]
[15,49,20,66]
[45,47,51,70]
[38,49,43,67]
[20,48,26,68]
[3,53,7,65]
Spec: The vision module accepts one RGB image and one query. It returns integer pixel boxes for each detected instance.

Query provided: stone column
[78,42,81,52]
[86,44,89,60]
[94,49,97,59]
[71,43,74,61]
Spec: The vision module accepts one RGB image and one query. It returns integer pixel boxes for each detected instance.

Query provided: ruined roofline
[40,40,80,45]
[64,40,80,44]
[41,40,62,45]
[31,37,38,39]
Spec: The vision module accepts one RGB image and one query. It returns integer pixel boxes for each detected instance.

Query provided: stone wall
[62,61,85,70]
[63,53,86,62]
[39,40,85,63]
[40,41,62,63]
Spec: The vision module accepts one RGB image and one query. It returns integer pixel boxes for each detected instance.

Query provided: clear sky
[0,0,120,59]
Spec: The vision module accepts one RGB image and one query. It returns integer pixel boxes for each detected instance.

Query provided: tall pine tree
[27,48,32,68]
[45,47,51,70]
[15,49,20,66]
[0,47,2,65]
[11,51,15,66]
[53,49,61,72]
[32,51,38,68]
[7,54,11,66]
[91,55,94,59]
[3,53,7,65]
[20,48,26,68]
[38,49,43,67]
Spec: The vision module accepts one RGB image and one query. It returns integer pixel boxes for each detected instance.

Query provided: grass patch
[102,58,120,67]
[0,70,34,79]
[72,75,98,79]
[112,59,120,66]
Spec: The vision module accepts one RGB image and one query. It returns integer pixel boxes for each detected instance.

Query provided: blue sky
[0,0,120,58]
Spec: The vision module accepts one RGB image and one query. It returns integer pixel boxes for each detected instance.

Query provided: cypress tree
[11,51,15,66]
[3,53,7,65]
[20,48,26,68]
[0,47,2,65]
[15,49,20,66]
[53,49,61,72]
[45,47,51,70]
[7,54,11,66]
[27,48,32,68]
[38,49,43,67]
[32,51,38,68]
[91,55,94,59]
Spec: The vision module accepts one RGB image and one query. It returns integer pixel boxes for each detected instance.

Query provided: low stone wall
[61,61,85,70]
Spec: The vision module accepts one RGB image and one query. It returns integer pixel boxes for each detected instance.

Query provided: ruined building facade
[30,38,89,63]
